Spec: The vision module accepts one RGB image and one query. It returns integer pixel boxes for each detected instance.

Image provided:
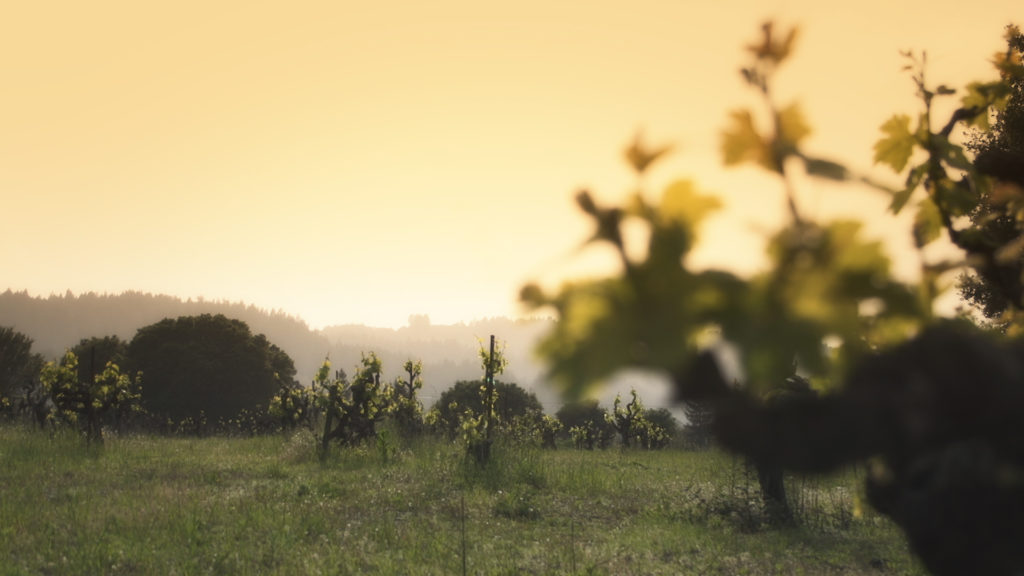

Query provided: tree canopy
[68,336,127,386]
[125,314,297,422]
[0,326,43,414]
[431,379,543,439]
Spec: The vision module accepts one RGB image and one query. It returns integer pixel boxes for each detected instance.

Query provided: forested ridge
[0,289,553,404]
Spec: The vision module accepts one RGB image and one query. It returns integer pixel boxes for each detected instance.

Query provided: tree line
[0,317,683,453]
[0,289,556,409]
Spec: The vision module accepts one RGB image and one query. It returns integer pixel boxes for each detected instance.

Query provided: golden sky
[2,0,1019,329]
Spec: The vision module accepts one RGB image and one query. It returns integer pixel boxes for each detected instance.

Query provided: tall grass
[0,425,924,575]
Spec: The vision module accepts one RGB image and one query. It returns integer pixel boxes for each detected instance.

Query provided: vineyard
[0,425,924,575]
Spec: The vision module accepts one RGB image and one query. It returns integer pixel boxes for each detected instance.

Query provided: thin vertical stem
[460,493,468,576]
[570,518,577,573]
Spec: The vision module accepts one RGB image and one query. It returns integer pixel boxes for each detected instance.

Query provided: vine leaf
[874,114,916,173]
[722,109,769,168]
[659,179,722,230]
[624,131,673,175]
[890,163,927,214]
[960,81,1009,129]
[777,102,811,147]
[746,21,799,64]
[913,198,943,248]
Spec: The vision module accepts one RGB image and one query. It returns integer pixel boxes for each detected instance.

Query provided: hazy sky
[2,0,1019,329]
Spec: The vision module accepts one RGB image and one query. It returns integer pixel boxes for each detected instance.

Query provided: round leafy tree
[125,314,296,422]
[431,379,543,439]
[0,326,44,416]
[69,335,128,385]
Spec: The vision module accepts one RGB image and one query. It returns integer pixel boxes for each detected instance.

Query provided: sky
[1,0,1020,329]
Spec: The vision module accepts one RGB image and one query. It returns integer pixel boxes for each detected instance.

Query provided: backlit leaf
[658,179,722,230]
[874,114,916,173]
[722,109,769,168]
[624,131,673,175]
[890,163,927,214]
[746,21,799,64]
[777,102,811,147]
[961,81,1011,129]
[913,198,943,248]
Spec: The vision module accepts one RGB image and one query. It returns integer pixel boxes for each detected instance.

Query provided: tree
[125,314,297,423]
[40,351,141,444]
[69,336,127,388]
[556,399,615,449]
[957,26,1024,326]
[643,407,679,442]
[431,379,543,441]
[522,20,1024,574]
[680,399,715,449]
[0,326,44,418]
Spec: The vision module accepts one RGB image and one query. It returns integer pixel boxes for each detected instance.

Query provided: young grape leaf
[777,102,811,147]
[658,179,722,229]
[890,163,927,214]
[874,114,916,173]
[722,109,769,168]
[913,198,943,248]
[746,21,799,64]
[623,130,673,175]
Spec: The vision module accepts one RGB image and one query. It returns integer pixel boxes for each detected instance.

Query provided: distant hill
[0,290,559,410]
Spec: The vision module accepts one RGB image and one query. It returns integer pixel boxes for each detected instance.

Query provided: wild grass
[0,424,925,575]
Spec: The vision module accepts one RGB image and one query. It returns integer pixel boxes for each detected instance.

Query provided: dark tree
[432,380,543,440]
[680,399,715,449]
[0,326,44,418]
[69,336,127,386]
[643,407,680,440]
[555,399,606,435]
[555,399,614,449]
[958,28,1024,323]
[125,314,297,423]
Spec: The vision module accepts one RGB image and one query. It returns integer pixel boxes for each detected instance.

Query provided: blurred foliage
[522,21,1024,575]
[522,21,922,399]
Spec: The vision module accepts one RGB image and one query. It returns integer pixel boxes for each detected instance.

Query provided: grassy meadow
[0,425,926,575]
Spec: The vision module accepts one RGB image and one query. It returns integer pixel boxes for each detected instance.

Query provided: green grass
[0,425,925,575]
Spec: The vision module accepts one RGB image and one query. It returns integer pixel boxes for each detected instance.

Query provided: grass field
[0,425,926,575]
